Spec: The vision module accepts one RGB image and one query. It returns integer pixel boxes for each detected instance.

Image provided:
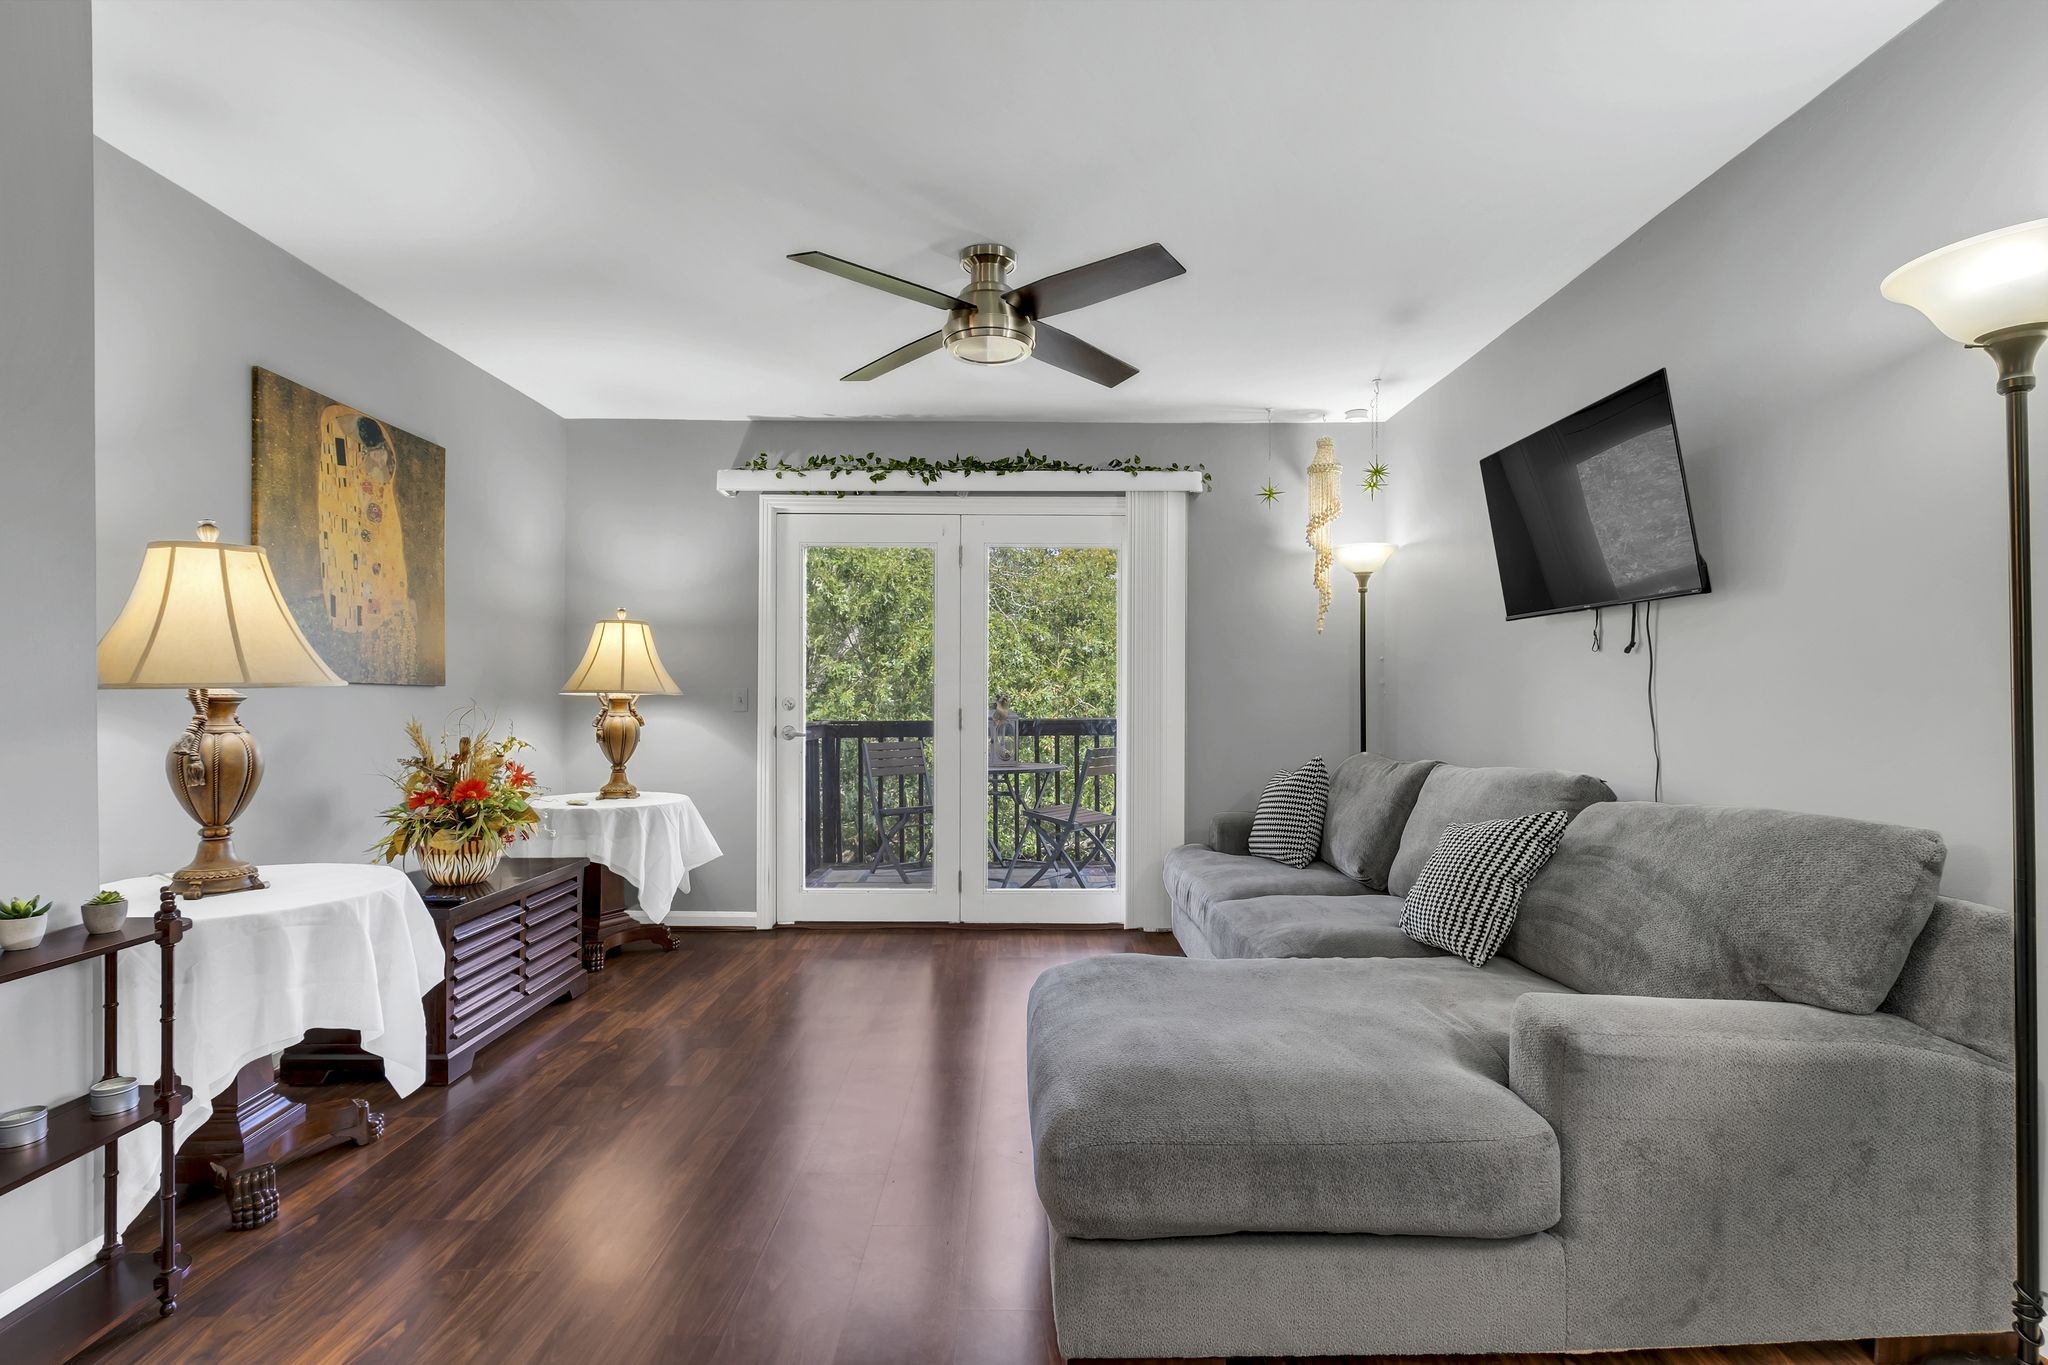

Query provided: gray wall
[560,421,757,914]
[94,145,573,880]
[561,418,1383,914]
[0,0,103,1313]
[1376,0,2043,907]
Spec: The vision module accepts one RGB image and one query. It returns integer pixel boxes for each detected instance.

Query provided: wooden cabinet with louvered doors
[415,858,591,1085]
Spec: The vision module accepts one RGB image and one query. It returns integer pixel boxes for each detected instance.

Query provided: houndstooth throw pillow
[1401,810,1571,965]
[1248,756,1329,868]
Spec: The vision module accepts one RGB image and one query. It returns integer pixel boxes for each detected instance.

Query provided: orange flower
[452,778,489,804]
[406,789,444,811]
[505,761,535,791]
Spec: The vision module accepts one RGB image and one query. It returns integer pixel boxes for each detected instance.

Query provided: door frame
[751,492,1187,931]
[772,511,963,924]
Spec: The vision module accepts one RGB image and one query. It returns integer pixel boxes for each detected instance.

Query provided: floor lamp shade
[1336,542,1397,576]
[96,522,345,898]
[563,610,682,800]
[1882,218,2048,344]
[1886,224,2048,1365]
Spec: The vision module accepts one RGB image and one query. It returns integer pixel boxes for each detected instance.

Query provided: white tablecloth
[105,863,444,1230]
[528,792,722,924]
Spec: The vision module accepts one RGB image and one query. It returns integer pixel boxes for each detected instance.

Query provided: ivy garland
[742,449,1210,492]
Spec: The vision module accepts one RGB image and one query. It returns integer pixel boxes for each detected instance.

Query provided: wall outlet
[731,687,749,713]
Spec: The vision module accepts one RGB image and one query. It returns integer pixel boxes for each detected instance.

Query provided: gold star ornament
[1258,482,1283,504]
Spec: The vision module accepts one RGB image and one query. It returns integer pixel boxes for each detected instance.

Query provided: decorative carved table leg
[580,863,681,968]
[179,1059,386,1230]
[216,1162,280,1230]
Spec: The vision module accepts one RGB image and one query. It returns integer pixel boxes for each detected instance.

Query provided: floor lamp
[1336,543,1396,751]
[1885,218,2048,1364]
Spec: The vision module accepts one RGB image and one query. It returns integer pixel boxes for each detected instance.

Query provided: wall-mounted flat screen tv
[1479,369,1710,620]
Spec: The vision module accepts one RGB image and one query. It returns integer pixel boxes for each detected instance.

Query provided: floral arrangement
[372,716,541,867]
[0,896,49,920]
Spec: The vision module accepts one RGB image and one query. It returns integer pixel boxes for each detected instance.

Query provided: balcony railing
[804,717,1116,882]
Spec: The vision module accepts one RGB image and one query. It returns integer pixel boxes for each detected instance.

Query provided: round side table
[523,792,722,969]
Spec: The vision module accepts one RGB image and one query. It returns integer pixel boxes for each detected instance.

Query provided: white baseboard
[0,1237,99,1320]
[662,908,764,928]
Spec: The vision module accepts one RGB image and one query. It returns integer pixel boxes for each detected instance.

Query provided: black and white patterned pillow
[1400,811,1571,965]
[1248,756,1329,868]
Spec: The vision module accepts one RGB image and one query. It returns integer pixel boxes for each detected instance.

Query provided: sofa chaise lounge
[1026,754,2014,1360]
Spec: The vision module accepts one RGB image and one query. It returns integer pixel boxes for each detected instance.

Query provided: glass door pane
[775,514,958,924]
[962,516,1124,924]
[804,545,937,888]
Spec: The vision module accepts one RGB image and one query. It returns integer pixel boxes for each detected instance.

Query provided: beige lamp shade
[98,522,345,689]
[1882,218,2048,343]
[1336,542,1397,575]
[562,609,682,696]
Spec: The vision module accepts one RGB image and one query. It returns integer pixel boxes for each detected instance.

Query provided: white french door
[771,506,1124,925]
[959,514,1123,923]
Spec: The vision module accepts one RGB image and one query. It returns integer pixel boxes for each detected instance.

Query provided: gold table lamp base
[168,689,269,898]
[592,693,645,800]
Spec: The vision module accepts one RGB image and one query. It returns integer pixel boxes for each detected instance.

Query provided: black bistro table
[986,758,1065,885]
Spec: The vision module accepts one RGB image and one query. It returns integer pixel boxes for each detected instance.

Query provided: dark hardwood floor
[76,927,1872,1365]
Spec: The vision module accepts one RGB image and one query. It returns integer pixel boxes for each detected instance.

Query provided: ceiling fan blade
[1030,324,1138,388]
[1006,243,1186,320]
[789,251,960,311]
[842,331,944,382]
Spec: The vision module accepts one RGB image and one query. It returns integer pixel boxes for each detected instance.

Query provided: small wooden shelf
[0,887,189,1350]
[0,1250,184,1362]
[0,921,162,985]
[0,1085,194,1198]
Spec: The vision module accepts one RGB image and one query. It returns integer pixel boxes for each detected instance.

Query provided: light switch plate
[732,687,749,713]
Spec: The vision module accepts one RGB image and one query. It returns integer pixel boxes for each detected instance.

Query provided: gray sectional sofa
[1026,753,2015,1361]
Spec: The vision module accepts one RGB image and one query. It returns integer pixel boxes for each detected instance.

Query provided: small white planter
[0,916,50,951]
[82,896,129,936]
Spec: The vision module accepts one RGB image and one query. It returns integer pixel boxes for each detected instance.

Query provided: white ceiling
[92,0,1934,423]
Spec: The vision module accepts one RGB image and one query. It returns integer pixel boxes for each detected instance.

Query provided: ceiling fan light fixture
[944,242,1035,365]
[944,312,1036,365]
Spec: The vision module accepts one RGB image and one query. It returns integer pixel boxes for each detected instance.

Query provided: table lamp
[1884,219,2048,1365]
[1335,543,1397,750]
[562,608,682,799]
[97,520,346,897]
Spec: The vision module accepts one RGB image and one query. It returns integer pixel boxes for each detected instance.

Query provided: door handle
[780,724,804,741]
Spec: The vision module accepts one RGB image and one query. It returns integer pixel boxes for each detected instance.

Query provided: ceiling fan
[788,241,1185,388]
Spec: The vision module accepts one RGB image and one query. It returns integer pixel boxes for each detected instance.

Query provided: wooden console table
[417,858,589,1084]
[281,858,592,1088]
[0,889,190,1360]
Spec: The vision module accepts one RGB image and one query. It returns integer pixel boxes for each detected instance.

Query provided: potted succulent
[82,890,129,936]
[373,715,541,886]
[0,896,52,951]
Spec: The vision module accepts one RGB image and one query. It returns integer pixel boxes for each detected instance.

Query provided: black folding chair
[859,739,931,884]
[1021,747,1116,888]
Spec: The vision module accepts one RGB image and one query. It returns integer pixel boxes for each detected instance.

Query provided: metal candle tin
[88,1077,140,1116]
[0,1105,49,1148]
